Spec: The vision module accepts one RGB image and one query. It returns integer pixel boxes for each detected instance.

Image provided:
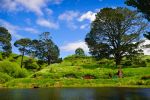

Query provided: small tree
[0,27,12,58]
[75,48,85,56]
[14,38,31,68]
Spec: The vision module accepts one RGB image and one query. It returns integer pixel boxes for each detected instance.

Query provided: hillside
[0,54,150,88]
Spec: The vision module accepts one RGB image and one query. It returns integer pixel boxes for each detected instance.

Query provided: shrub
[97,59,115,68]
[0,72,12,83]
[121,60,132,67]
[132,60,146,67]
[24,59,39,70]
[0,61,28,78]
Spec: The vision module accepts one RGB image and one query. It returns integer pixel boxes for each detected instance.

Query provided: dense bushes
[0,72,12,83]
[0,61,28,78]
[24,59,39,70]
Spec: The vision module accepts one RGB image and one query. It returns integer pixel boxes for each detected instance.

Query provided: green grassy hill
[0,54,150,88]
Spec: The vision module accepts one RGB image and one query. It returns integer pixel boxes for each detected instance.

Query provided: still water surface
[0,87,150,100]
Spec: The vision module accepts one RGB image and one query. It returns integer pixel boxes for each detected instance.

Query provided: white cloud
[58,10,79,29]
[58,11,79,21]
[36,18,59,29]
[60,40,89,52]
[24,27,39,34]
[52,0,63,4]
[0,19,23,39]
[0,0,63,15]
[78,11,96,22]
[45,8,53,15]
[80,24,89,29]
[0,19,39,39]
[139,39,150,55]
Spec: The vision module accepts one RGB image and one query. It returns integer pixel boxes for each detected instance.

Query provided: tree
[85,8,147,67]
[30,32,60,65]
[0,27,12,57]
[75,48,85,56]
[14,38,31,68]
[125,0,150,39]
[125,0,150,21]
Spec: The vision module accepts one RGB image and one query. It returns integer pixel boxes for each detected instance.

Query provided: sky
[0,0,136,58]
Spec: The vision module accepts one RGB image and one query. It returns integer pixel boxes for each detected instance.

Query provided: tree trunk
[21,51,25,68]
[115,54,123,78]
[47,55,51,65]
[117,66,123,78]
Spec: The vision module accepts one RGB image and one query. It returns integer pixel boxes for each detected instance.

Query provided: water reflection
[0,87,149,100]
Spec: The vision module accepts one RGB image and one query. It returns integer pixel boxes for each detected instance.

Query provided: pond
[0,87,149,100]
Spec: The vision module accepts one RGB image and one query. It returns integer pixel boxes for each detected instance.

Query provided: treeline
[0,29,60,67]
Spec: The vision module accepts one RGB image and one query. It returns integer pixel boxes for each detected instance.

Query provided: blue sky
[0,0,126,58]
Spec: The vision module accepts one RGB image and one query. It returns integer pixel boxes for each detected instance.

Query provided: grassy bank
[3,67,150,88]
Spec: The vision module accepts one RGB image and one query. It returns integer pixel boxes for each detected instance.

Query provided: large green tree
[125,0,150,39]
[30,32,60,65]
[85,8,147,67]
[0,27,12,57]
[14,38,31,68]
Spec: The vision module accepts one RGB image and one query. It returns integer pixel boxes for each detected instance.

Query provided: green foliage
[0,27,12,57]
[0,61,28,78]
[75,48,85,56]
[14,38,32,68]
[0,72,12,83]
[85,7,146,66]
[97,59,116,68]
[132,60,147,67]
[30,32,60,65]
[125,0,150,21]
[24,59,39,70]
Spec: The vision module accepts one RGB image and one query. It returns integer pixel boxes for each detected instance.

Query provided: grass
[3,67,150,88]
[0,54,150,88]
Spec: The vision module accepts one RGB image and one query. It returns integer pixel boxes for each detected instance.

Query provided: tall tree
[125,0,150,21]
[30,32,60,65]
[85,8,147,67]
[14,38,31,68]
[125,0,150,39]
[75,48,85,56]
[0,27,12,57]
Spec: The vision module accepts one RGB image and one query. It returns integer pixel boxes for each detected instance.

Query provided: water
[0,87,149,100]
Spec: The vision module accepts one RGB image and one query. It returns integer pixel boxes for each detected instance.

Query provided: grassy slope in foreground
[1,55,150,88]
[4,66,150,88]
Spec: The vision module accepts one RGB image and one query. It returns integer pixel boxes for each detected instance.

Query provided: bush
[121,60,132,67]
[97,59,115,68]
[0,72,12,83]
[24,59,39,70]
[132,60,147,67]
[0,61,28,78]
[146,59,150,63]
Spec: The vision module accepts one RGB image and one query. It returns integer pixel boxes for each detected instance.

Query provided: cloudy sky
[0,0,128,57]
